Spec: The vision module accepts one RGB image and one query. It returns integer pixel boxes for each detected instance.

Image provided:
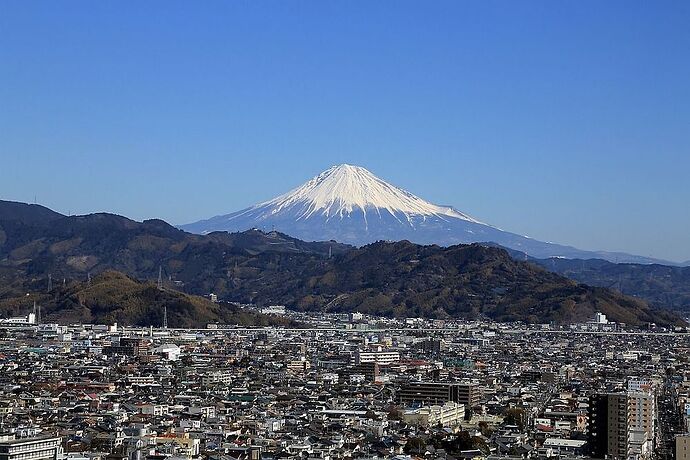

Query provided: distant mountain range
[182,164,682,265]
[0,199,683,326]
[534,257,690,313]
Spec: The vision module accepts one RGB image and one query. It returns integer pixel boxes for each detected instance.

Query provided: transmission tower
[47,274,52,292]
[157,266,163,290]
[163,306,168,329]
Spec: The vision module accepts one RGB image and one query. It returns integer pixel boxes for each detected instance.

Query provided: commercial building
[397,382,482,408]
[354,350,400,366]
[676,434,690,460]
[0,436,62,460]
[588,390,655,460]
[337,361,380,382]
[403,402,465,427]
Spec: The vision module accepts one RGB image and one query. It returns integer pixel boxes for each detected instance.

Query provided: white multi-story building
[595,312,608,324]
[0,436,62,460]
[354,350,400,366]
[138,404,169,416]
[189,406,216,419]
[128,376,156,385]
[403,402,465,427]
[201,370,233,386]
[153,344,181,361]
[0,313,36,326]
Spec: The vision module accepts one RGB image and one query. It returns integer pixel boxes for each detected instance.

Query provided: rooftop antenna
[157,266,163,290]
[163,306,168,329]
[47,274,52,293]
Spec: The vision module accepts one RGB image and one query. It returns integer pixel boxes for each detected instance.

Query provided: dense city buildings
[0,310,688,460]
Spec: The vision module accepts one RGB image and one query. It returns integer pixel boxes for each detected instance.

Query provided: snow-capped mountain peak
[256,164,481,223]
[181,164,671,264]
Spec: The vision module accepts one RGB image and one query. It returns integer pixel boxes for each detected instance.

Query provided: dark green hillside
[0,270,296,328]
[0,200,683,327]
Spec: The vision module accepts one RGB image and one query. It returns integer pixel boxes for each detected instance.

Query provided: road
[656,378,683,460]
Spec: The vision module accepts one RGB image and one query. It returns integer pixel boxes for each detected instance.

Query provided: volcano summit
[181,164,668,264]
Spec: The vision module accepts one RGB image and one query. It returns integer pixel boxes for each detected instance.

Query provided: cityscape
[0,309,689,460]
[2,2,690,460]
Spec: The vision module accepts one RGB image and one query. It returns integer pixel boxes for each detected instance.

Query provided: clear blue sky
[1,1,689,262]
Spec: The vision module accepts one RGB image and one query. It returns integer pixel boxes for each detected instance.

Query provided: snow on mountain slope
[256,164,480,223]
[241,164,478,223]
[180,164,674,265]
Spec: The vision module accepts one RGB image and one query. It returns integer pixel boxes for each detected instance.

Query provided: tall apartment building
[588,390,655,460]
[676,434,690,460]
[397,382,482,408]
[0,436,62,460]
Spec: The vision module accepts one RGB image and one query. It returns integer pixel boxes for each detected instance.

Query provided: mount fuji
[181,164,670,264]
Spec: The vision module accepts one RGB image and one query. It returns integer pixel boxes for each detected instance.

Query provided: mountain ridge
[0,200,65,224]
[0,269,298,328]
[181,164,680,265]
[0,199,682,327]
